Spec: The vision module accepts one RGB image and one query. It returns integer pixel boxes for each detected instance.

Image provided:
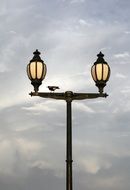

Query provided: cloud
[115,73,127,79]
[114,52,130,58]
[23,100,58,113]
[79,157,111,174]
[74,102,95,113]
[70,0,85,4]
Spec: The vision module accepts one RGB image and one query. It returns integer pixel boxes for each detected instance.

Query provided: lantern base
[96,82,106,94]
[31,80,42,92]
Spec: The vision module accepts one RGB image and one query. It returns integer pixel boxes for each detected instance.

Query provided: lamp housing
[27,49,47,92]
[91,52,110,93]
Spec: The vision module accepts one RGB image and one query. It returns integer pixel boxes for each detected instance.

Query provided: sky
[0,0,130,189]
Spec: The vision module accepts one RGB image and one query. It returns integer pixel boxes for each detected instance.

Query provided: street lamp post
[27,50,110,190]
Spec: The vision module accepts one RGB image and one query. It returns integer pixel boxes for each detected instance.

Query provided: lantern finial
[97,51,104,57]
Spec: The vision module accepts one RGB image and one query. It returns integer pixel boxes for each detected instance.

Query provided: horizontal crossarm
[29,91,108,101]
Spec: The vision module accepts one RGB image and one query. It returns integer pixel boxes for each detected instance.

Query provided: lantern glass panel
[27,65,31,80]
[103,64,109,81]
[91,65,96,81]
[96,63,102,81]
[30,62,36,79]
[42,64,47,80]
[37,61,43,79]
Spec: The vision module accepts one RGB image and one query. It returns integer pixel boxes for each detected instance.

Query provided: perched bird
[47,86,60,91]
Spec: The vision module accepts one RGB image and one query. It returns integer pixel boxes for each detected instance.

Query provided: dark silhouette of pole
[66,100,73,190]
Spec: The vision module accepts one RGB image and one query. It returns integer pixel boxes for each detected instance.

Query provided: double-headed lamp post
[27,50,110,190]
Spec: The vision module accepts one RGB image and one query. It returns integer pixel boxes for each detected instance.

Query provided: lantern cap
[94,51,107,65]
[30,49,43,63]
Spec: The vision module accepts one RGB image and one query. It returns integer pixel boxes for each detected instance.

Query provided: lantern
[27,50,47,92]
[91,52,110,93]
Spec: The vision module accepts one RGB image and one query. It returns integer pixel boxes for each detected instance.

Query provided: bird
[47,86,60,91]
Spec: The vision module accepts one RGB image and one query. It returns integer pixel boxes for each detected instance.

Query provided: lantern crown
[94,52,106,64]
[30,49,43,63]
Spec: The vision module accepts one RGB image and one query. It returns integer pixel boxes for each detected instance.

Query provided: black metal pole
[66,100,73,190]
